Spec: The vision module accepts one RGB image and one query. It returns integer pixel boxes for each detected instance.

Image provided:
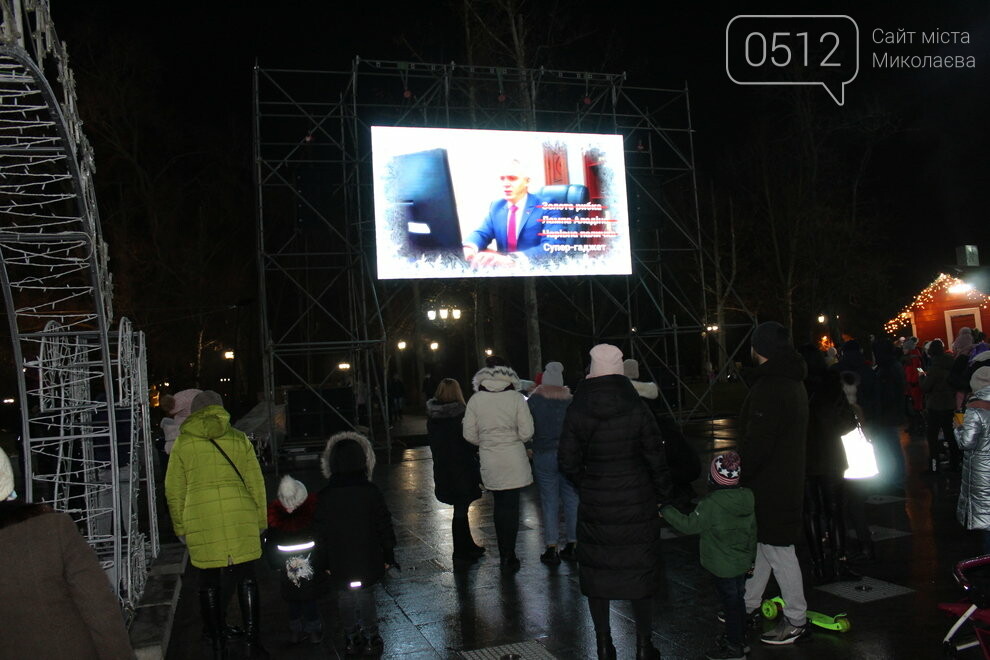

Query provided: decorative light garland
[884,273,990,334]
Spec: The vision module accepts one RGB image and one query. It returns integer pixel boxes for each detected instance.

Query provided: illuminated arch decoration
[0,1,157,617]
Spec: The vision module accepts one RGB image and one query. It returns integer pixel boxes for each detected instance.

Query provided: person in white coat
[463,363,534,570]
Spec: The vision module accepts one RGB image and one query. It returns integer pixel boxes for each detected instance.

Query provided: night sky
[52,1,990,299]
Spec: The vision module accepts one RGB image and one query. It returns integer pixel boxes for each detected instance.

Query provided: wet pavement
[164,417,980,659]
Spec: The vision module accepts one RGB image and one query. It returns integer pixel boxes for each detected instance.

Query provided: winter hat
[954,327,974,356]
[542,362,564,387]
[0,446,14,501]
[751,321,791,359]
[190,390,224,413]
[277,475,307,513]
[709,451,741,488]
[903,337,918,351]
[588,344,624,378]
[623,358,640,380]
[972,366,990,393]
[929,339,945,356]
[166,388,202,416]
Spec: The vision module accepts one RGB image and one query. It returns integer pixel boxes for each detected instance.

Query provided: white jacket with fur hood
[463,366,534,491]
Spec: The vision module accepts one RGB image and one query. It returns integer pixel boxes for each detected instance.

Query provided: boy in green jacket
[661,451,756,660]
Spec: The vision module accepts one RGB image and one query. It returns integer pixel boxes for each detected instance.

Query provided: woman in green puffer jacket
[165,390,268,658]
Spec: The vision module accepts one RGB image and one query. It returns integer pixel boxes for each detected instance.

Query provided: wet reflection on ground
[165,417,976,658]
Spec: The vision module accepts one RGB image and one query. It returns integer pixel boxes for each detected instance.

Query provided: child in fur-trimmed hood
[314,432,396,656]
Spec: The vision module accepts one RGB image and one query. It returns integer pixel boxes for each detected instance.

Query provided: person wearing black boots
[923,339,963,472]
[559,344,673,660]
[164,390,269,659]
[799,345,859,584]
[426,378,485,568]
[527,362,578,566]
[464,362,535,571]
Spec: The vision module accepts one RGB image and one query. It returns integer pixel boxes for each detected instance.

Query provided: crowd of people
[2,323,989,660]
[421,323,990,660]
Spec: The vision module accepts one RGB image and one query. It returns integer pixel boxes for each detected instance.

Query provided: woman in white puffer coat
[956,366,990,554]
[463,363,534,570]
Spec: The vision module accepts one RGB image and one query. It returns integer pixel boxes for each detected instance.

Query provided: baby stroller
[940,554,990,657]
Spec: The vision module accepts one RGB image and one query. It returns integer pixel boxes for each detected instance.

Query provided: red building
[885,273,990,344]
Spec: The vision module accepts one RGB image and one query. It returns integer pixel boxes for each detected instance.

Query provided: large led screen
[372,126,631,279]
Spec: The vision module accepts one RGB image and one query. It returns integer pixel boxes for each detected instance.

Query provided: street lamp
[223,350,235,360]
[426,304,464,324]
[484,348,493,356]
[397,341,407,350]
[338,362,351,370]
[429,342,439,351]
[817,314,826,324]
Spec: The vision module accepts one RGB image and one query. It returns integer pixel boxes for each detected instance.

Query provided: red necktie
[506,204,518,252]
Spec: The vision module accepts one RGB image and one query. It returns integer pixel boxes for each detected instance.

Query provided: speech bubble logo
[726,15,859,106]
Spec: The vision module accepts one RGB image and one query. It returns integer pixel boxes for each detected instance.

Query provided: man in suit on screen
[462,159,558,269]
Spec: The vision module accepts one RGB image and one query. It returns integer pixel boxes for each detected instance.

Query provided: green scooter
[761,596,851,632]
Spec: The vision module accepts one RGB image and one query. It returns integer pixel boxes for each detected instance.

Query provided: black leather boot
[596,632,616,659]
[451,517,478,562]
[636,633,661,659]
[199,586,228,660]
[237,578,269,658]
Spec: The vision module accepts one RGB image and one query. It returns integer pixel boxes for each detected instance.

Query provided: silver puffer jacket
[957,386,990,530]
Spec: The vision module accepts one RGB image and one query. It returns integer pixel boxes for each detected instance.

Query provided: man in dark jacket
[870,339,907,487]
[738,322,810,646]
[923,339,961,472]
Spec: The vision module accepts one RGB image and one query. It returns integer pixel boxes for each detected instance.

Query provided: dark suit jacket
[464,193,559,258]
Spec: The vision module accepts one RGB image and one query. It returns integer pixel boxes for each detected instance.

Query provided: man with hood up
[164,390,268,659]
[738,322,810,646]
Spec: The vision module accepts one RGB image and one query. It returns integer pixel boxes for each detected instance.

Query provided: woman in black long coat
[799,345,857,583]
[559,344,673,660]
[426,378,485,564]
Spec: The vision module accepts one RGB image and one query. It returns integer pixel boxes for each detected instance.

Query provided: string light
[884,273,990,334]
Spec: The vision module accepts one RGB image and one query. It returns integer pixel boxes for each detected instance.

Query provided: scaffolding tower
[0,1,157,617]
[254,58,754,446]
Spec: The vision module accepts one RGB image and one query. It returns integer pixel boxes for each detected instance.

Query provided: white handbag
[842,424,880,480]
